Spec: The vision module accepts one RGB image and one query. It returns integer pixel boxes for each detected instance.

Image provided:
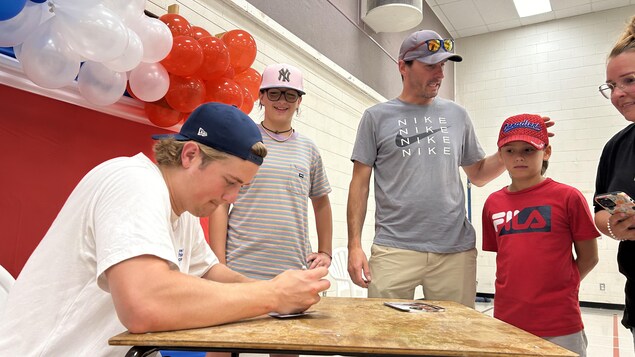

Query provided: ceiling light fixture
[513,0,552,17]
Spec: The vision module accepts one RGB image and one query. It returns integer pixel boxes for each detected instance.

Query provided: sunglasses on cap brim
[402,38,454,59]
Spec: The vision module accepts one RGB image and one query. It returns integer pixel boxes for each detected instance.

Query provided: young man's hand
[270,267,330,315]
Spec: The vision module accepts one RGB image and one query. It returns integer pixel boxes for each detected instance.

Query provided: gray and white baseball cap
[398,30,463,64]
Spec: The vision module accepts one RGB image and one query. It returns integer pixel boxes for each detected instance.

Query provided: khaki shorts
[367,244,477,308]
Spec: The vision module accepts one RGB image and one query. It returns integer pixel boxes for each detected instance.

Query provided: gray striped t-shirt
[225,126,331,279]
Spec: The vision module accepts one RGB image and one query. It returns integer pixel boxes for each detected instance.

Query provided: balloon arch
[0,0,261,127]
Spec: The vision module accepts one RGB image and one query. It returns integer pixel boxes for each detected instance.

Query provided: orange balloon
[194,36,230,81]
[159,14,192,38]
[205,77,243,108]
[161,35,204,77]
[190,26,211,40]
[145,98,183,128]
[221,29,257,74]
[234,67,261,100]
[165,75,206,113]
[239,86,254,114]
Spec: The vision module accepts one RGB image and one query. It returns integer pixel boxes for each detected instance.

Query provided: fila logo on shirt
[491,205,552,236]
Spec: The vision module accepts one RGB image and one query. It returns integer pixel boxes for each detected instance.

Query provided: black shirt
[594,123,635,329]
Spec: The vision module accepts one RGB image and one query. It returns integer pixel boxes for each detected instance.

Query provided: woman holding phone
[594,15,635,345]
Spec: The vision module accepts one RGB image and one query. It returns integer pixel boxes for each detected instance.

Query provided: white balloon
[13,44,22,64]
[102,0,146,24]
[40,3,55,24]
[103,27,143,72]
[55,4,128,62]
[128,15,172,63]
[0,1,44,47]
[50,0,103,10]
[78,61,127,106]
[128,62,169,102]
[20,18,81,89]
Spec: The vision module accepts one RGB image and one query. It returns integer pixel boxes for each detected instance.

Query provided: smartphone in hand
[595,191,635,215]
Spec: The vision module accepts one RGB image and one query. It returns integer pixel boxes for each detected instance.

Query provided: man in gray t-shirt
[346,30,506,307]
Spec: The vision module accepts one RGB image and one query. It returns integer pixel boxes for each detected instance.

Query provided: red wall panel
[0,84,173,279]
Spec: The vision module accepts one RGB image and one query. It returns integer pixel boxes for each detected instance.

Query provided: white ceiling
[425,0,635,38]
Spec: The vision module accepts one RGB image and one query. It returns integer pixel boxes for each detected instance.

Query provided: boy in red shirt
[482,114,600,357]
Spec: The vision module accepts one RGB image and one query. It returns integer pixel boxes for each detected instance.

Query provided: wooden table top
[109,297,578,356]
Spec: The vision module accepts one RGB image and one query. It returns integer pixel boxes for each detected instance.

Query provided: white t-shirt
[0,153,218,356]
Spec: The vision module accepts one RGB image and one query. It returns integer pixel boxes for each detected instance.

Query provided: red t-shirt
[482,178,600,336]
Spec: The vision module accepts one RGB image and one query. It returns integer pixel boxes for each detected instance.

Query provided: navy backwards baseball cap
[152,103,264,166]
[399,30,462,65]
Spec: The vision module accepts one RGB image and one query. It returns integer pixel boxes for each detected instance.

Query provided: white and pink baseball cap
[259,63,305,95]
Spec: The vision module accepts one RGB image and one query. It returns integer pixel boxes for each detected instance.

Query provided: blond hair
[153,139,267,168]
[609,16,635,59]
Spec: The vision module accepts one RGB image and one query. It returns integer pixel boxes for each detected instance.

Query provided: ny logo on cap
[278,68,291,82]
[197,128,208,137]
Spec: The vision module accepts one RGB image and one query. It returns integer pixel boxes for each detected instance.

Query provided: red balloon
[222,65,235,79]
[221,29,257,74]
[145,98,183,128]
[190,26,211,40]
[179,111,191,123]
[161,35,204,76]
[234,67,261,100]
[239,86,254,114]
[194,36,230,81]
[159,14,192,37]
[165,75,206,113]
[205,77,243,108]
[125,82,139,100]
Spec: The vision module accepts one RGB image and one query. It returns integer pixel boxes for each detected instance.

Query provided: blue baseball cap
[152,103,264,166]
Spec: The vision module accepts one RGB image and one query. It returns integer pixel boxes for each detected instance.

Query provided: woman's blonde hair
[153,139,267,168]
[610,15,635,59]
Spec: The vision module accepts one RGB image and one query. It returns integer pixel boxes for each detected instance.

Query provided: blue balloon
[30,0,47,3]
[0,0,27,21]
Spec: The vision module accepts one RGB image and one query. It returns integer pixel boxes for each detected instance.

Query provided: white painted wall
[457,6,635,304]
